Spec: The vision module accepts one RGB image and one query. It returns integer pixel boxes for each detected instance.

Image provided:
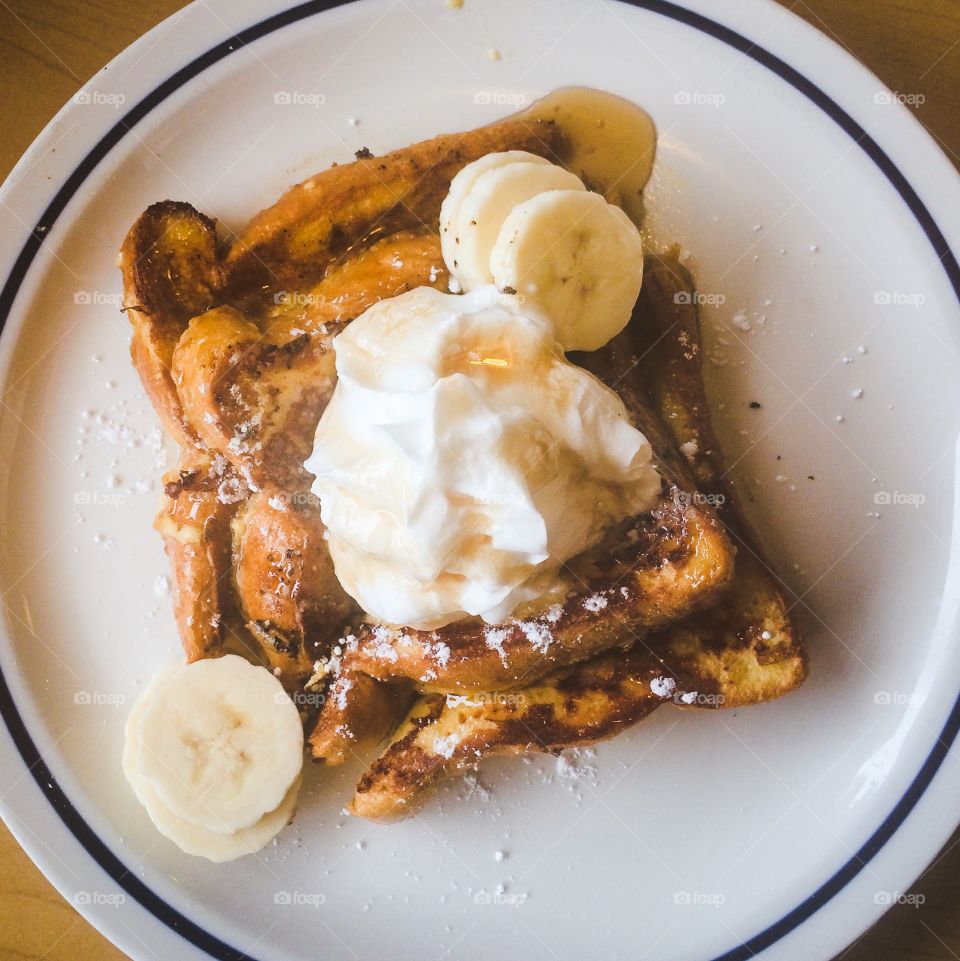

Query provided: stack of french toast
[119,111,805,821]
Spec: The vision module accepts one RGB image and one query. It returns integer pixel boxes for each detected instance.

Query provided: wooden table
[1,1,958,959]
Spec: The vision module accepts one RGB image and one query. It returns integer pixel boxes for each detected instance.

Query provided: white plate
[2,1,959,959]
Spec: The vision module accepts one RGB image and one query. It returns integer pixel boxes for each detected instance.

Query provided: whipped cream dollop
[305,285,661,630]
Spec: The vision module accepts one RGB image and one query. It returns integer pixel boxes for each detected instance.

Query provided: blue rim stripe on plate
[0,2,957,959]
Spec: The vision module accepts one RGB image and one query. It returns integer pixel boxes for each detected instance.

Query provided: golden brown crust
[309,673,415,765]
[350,647,665,821]
[628,253,806,705]
[120,201,222,447]
[231,491,358,685]
[171,232,448,492]
[153,452,241,661]
[223,119,565,303]
[120,118,567,672]
[345,492,734,692]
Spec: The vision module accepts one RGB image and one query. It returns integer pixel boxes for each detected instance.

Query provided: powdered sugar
[517,620,552,653]
[544,604,564,624]
[650,676,677,698]
[433,733,460,759]
[484,627,510,666]
[333,677,353,711]
[583,593,608,613]
[365,624,399,663]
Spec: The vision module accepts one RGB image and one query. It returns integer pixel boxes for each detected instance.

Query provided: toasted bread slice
[342,479,734,692]
[120,201,222,447]
[112,118,569,688]
[171,230,447,492]
[347,254,805,819]
[223,118,566,303]
[350,647,665,820]
[308,672,415,766]
[153,452,242,661]
[231,490,358,685]
[628,254,805,705]
[341,326,736,692]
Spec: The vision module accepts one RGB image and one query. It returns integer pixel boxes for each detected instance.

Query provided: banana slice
[134,654,303,834]
[489,189,644,352]
[124,667,302,862]
[440,150,551,289]
[122,667,177,805]
[138,773,301,863]
[446,161,585,290]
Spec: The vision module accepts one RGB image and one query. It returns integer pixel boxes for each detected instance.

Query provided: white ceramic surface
[1,1,959,960]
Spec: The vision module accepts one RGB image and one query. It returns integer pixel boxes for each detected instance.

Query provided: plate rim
[1,1,959,959]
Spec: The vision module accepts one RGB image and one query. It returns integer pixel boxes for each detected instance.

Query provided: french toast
[119,105,803,824]
[121,116,735,692]
[223,118,567,303]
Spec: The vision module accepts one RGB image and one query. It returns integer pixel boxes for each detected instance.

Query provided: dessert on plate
[117,87,805,859]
